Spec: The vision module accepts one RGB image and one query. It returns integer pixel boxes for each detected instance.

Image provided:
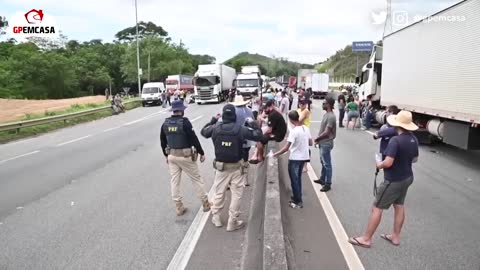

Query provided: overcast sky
[2,0,461,64]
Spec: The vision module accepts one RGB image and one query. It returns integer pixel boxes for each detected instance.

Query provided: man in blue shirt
[231,96,255,186]
[349,110,419,248]
[374,105,400,159]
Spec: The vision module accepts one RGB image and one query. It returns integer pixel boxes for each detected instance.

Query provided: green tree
[115,21,168,41]
[0,22,215,99]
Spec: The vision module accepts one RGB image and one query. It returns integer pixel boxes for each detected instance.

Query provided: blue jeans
[319,144,333,185]
[288,160,306,204]
[364,110,373,129]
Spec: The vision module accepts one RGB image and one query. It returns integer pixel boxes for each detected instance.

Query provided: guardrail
[0,100,141,133]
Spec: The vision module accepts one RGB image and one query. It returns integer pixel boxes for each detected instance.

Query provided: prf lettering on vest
[168,127,178,132]
[222,141,232,147]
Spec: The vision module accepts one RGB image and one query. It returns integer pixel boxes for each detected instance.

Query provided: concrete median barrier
[241,141,288,270]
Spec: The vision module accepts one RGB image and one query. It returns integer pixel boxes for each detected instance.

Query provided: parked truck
[311,73,329,99]
[275,75,289,86]
[297,69,317,90]
[165,74,194,95]
[193,64,236,104]
[234,65,262,98]
[288,76,297,89]
[356,0,480,150]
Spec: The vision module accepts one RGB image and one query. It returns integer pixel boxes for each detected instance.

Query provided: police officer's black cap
[222,104,236,119]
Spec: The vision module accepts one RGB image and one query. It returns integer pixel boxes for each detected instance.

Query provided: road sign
[352,41,374,52]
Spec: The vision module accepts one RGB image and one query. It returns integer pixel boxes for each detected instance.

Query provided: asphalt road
[307,98,480,270]
[0,103,222,269]
[1,97,479,270]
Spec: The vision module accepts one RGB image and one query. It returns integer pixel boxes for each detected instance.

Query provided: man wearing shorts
[349,111,419,248]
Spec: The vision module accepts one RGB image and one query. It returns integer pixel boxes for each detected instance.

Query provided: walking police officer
[160,100,210,216]
[201,104,264,231]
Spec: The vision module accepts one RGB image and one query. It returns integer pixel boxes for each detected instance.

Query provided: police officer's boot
[212,214,222,227]
[226,218,245,232]
[175,202,187,216]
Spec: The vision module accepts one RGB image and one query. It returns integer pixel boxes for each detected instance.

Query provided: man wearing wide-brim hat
[349,110,419,249]
[230,96,255,186]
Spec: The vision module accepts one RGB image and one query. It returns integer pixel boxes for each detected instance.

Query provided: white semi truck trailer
[193,64,236,104]
[356,0,480,149]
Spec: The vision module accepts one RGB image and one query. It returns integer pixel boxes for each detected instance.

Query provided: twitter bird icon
[371,11,387,25]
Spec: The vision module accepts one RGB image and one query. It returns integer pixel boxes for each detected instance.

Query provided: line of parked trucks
[356,0,479,150]
[141,64,333,107]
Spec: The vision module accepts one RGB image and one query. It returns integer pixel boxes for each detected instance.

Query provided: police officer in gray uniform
[201,104,264,231]
[160,100,210,216]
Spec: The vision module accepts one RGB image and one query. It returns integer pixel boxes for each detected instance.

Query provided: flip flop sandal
[348,237,371,248]
[380,234,400,246]
[249,159,260,165]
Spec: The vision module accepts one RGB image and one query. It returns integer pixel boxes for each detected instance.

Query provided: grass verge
[0,101,141,144]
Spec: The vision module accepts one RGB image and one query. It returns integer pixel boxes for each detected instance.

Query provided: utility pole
[135,0,141,96]
[148,50,151,82]
[356,55,359,77]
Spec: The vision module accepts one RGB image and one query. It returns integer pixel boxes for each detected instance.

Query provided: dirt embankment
[0,96,106,123]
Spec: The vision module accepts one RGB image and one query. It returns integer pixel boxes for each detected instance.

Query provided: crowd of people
[160,88,420,249]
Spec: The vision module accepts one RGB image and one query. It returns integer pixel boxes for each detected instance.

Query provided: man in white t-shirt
[273,110,313,209]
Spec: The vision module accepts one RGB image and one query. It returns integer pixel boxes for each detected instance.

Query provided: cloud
[3,0,462,64]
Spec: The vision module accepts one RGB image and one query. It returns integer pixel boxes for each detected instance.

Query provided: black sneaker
[320,185,331,192]
[314,179,325,185]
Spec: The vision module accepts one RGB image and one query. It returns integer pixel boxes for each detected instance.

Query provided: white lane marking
[123,118,146,126]
[123,110,167,126]
[190,115,203,123]
[71,201,75,206]
[56,135,92,147]
[103,126,121,132]
[16,206,24,210]
[306,163,365,270]
[166,208,210,270]
[0,150,40,165]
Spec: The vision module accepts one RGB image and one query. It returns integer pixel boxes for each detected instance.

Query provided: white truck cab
[356,46,383,103]
[235,65,262,98]
[141,82,166,106]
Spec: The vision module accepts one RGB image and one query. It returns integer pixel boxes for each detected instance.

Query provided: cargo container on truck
[297,69,317,89]
[276,75,289,86]
[165,74,194,95]
[141,82,166,106]
[311,73,329,99]
[261,75,269,89]
[193,64,236,104]
[234,65,262,98]
[288,76,297,89]
[356,0,480,149]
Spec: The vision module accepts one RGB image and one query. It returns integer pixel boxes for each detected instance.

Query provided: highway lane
[0,102,222,269]
[308,99,480,270]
